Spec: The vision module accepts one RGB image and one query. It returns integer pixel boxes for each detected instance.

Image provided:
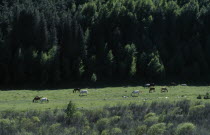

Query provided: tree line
[0,0,210,86]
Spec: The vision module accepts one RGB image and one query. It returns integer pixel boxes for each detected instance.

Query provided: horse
[131,90,140,97]
[149,87,155,93]
[33,96,42,103]
[150,83,155,87]
[144,84,150,88]
[40,97,49,103]
[73,88,81,93]
[161,87,168,93]
[79,90,88,96]
[170,82,176,86]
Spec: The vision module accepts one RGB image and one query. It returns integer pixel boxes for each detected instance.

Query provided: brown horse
[161,87,168,93]
[149,87,155,93]
[73,88,81,93]
[33,96,42,102]
[150,83,155,87]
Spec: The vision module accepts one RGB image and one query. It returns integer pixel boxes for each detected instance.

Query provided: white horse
[40,97,49,103]
[79,90,88,96]
[144,84,150,88]
[131,90,140,96]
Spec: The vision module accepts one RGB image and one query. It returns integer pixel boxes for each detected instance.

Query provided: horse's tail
[33,99,34,102]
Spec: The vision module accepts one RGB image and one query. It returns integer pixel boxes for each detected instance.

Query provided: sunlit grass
[0,85,209,111]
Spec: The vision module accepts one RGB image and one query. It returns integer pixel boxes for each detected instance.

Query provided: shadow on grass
[0,80,209,91]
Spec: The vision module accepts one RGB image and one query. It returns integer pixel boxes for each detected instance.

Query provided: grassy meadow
[0,85,210,111]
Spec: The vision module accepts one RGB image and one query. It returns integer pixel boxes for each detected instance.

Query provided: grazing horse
[144,84,150,88]
[170,82,176,86]
[131,90,140,96]
[150,83,155,87]
[161,87,168,93]
[33,96,42,103]
[149,87,155,93]
[73,88,81,93]
[40,97,49,103]
[79,90,88,96]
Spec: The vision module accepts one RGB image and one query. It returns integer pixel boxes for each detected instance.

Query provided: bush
[0,118,17,135]
[147,123,166,135]
[144,113,156,119]
[32,116,40,123]
[144,113,159,126]
[110,116,121,125]
[101,129,109,135]
[176,100,191,114]
[176,122,196,135]
[72,111,83,122]
[197,95,202,99]
[96,118,110,132]
[63,127,77,135]
[188,105,205,121]
[66,101,76,118]
[49,123,61,134]
[164,107,184,123]
[20,118,35,131]
[55,109,66,123]
[110,127,122,135]
[135,125,147,135]
[38,124,50,135]
[204,93,210,99]
[16,130,34,135]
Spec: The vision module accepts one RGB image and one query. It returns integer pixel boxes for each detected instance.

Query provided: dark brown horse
[149,87,155,93]
[73,88,81,93]
[150,83,155,87]
[33,96,42,102]
[161,87,168,93]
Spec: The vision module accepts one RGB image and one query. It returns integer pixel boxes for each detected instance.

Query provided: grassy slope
[0,85,209,111]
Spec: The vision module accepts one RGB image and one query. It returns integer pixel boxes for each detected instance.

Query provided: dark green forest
[0,0,210,85]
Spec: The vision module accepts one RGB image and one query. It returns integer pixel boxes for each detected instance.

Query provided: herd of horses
[32,82,178,103]
[130,83,169,96]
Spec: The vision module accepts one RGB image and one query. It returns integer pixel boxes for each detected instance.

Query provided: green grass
[0,85,210,111]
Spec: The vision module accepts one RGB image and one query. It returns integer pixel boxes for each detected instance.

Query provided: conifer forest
[1,0,210,86]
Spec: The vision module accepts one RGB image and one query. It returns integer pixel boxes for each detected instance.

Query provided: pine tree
[147,51,165,80]
[105,50,114,78]
[130,56,137,78]
[38,13,49,51]
[91,73,97,83]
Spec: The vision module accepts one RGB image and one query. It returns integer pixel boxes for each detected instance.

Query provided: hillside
[0,0,210,86]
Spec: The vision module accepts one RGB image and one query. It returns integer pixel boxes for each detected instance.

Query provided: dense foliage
[1,100,210,135]
[0,0,210,85]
